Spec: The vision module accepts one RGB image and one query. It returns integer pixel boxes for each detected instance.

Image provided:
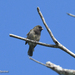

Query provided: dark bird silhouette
[25,25,43,56]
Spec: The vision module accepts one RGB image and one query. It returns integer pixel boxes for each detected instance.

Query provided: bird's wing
[27,29,32,36]
[25,29,33,45]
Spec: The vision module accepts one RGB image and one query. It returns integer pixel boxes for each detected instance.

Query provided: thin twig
[37,7,58,44]
[67,13,75,17]
[9,34,57,48]
[29,57,46,66]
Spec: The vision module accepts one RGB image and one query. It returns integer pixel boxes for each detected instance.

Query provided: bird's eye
[39,26,41,28]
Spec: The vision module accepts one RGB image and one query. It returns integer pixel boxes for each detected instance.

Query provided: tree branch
[9,7,75,58]
[29,57,75,75]
[29,57,46,66]
[67,13,75,17]
[9,34,57,48]
[37,7,75,58]
[9,34,75,58]
[37,7,58,44]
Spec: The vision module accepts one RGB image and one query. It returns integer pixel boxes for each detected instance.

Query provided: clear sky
[0,0,75,75]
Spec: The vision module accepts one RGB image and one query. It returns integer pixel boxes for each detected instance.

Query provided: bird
[25,25,43,56]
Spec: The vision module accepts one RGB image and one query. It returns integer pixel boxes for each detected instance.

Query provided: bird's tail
[28,46,34,56]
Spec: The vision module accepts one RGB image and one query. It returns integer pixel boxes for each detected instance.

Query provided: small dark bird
[25,25,43,56]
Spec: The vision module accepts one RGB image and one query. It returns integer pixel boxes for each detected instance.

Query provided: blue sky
[0,0,75,75]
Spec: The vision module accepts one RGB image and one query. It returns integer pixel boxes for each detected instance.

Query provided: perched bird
[25,25,43,56]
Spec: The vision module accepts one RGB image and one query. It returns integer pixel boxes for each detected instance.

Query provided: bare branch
[29,57,75,75]
[29,57,46,66]
[37,7,58,45]
[9,32,75,58]
[67,13,75,17]
[58,44,75,58]
[46,61,75,75]
[37,7,75,58]
[9,34,57,48]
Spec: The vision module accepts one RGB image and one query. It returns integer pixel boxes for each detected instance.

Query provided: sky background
[0,0,75,75]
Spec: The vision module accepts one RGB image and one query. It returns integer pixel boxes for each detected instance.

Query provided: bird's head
[34,25,43,31]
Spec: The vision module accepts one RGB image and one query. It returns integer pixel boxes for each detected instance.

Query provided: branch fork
[9,7,75,58]
[9,7,75,75]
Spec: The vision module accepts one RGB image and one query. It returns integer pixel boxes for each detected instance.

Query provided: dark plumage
[25,25,43,56]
